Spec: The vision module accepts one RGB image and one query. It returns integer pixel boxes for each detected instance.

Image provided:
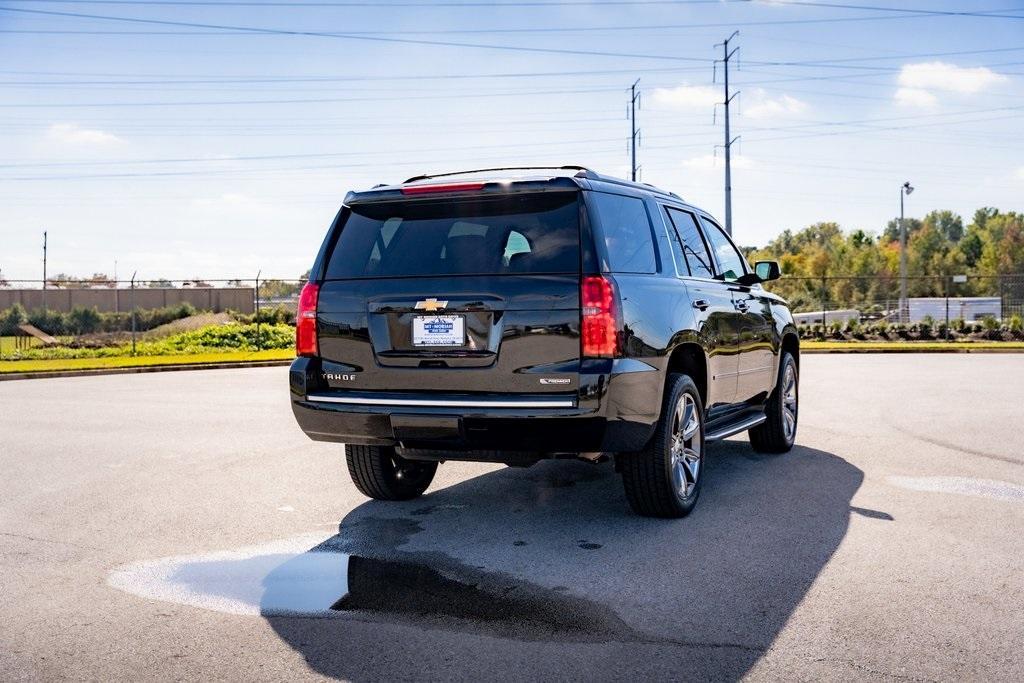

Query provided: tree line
[745,207,1024,313]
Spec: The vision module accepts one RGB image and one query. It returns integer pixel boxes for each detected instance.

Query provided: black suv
[290,166,799,518]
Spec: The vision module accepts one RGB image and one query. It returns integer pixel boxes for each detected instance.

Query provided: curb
[0,359,292,381]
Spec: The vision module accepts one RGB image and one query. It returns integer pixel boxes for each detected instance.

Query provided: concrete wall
[0,288,254,314]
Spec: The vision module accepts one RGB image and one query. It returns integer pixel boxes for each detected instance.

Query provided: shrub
[1008,314,1023,334]
[67,306,103,334]
[921,315,935,328]
[6,323,294,360]
[0,304,28,335]
[28,308,70,336]
[981,316,999,332]
[951,318,966,332]
[233,305,295,326]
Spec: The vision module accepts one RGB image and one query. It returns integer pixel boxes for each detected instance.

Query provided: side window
[699,216,747,282]
[665,207,714,279]
[588,192,657,274]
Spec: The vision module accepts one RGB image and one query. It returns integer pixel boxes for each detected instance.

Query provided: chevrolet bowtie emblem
[414,298,448,312]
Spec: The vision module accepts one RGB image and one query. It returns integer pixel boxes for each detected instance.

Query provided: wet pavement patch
[107,530,635,641]
[333,554,633,641]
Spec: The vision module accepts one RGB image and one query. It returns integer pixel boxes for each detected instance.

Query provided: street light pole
[899,181,914,323]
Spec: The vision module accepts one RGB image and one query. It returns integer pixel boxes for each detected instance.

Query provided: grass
[802,340,1024,352]
[0,336,41,355]
[0,348,294,374]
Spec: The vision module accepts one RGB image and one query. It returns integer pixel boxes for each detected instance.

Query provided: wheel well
[781,332,800,368]
[665,343,707,407]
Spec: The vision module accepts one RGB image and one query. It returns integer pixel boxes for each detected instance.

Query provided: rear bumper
[288,356,660,453]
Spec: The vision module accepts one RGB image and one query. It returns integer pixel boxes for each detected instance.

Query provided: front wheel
[345,445,437,501]
[621,374,705,518]
[749,352,798,453]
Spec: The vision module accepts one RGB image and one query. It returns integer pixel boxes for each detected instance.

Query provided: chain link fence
[0,278,304,360]
[2,273,1023,358]
[762,274,1024,326]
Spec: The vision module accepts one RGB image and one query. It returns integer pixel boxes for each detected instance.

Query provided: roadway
[1,355,1022,681]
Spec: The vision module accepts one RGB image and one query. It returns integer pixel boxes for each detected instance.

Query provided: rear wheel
[621,374,705,518]
[345,445,437,501]
[749,352,798,453]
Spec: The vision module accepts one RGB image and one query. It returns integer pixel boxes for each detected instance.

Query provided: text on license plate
[412,315,465,346]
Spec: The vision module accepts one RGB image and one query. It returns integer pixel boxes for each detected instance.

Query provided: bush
[0,303,28,335]
[159,323,293,352]
[5,323,294,360]
[1009,314,1023,334]
[951,318,966,332]
[27,308,70,336]
[233,305,295,326]
[67,306,103,334]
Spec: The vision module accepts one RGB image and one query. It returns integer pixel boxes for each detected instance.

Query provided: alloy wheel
[669,393,702,499]
[782,363,798,441]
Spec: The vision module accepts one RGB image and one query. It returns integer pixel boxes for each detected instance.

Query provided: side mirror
[754,260,781,283]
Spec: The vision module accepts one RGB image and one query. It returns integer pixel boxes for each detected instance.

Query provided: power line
[0,85,634,108]
[0,6,716,62]
[0,10,1007,37]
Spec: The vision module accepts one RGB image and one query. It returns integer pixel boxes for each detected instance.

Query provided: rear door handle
[692,299,710,311]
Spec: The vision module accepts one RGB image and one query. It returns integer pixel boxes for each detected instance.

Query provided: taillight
[295,282,319,357]
[581,275,619,358]
[400,182,485,195]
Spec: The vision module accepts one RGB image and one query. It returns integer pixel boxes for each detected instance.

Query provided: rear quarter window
[587,191,658,274]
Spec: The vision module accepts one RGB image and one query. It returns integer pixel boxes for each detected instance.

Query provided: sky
[1,0,1022,282]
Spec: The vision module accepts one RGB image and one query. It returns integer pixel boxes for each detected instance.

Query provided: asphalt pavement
[1,355,1022,681]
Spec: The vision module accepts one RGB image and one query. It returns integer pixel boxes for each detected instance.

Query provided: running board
[705,412,767,442]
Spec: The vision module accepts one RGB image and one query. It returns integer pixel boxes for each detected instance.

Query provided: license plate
[412,315,465,347]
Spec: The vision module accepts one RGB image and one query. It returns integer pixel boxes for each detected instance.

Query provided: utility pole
[899,181,914,323]
[629,78,641,182]
[42,230,48,310]
[715,31,740,236]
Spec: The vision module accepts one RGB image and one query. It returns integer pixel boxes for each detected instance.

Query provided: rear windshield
[324,192,580,279]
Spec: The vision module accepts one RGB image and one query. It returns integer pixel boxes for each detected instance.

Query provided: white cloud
[743,90,808,119]
[894,62,1008,107]
[46,123,122,145]
[651,84,721,110]
[894,87,939,108]
[899,61,1007,94]
[681,154,755,170]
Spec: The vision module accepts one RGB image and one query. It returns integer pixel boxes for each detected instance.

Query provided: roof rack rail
[399,165,682,201]
[403,166,594,184]
[582,172,682,201]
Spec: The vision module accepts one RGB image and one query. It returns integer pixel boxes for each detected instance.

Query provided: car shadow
[263,442,864,681]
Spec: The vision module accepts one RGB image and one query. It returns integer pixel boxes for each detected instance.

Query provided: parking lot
[2,354,1022,681]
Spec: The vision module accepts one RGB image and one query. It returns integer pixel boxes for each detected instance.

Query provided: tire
[345,445,437,501]
[749,352,798,453]
[621,374,705,518]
